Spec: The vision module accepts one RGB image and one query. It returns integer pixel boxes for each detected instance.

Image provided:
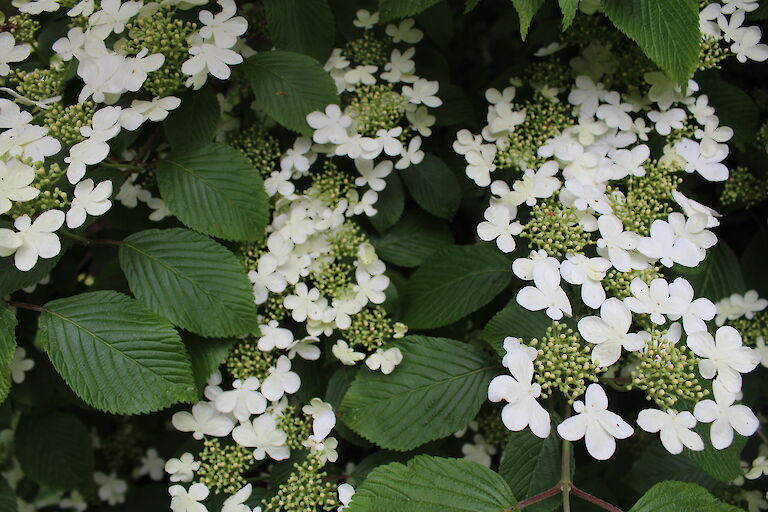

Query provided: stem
[514,484,562,509]
[561,402,572,512]
[7,301,44,313]
[570,485,625,512]
[59,229,91,245]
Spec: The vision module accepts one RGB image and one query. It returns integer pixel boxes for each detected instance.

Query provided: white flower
[687,326,760,394]
[595,215,643,272]
[674,138,729,182]
[560,254,611,309]
[402,79,442,108]
[595,92,633,131]
[694,386,759,450]
[283,283,321,322]
[165,453,199,483]
[375,127,404,156]
[647,108,686,136]
[578,298,645,367]
[365,347,403,375]
[133,448,164,481]
[171,402,235,440]
[65,138,110,184]
[354,269,389,304]
[453,129,483,155]
[636,409,704,454]
[490,161,560,208]
[94,472,127,505]
[232,413,290,460]
[464,145,497,187]
[215,377,267,422]
[406,107,435,136]
[287,336,321,361]
[59,490,88,511]
[147,196,172,221]
[382,47,415,82]
[731,26,768,63]
[746,454,768,480]
[222,483,254,512]
[89,0,141,33]
[516,259,572,320]
[637,218,702,268]
[11,210,65,272]
[304,435,338,463]
[666,211,716,257]
[715,291,768,325]
[120,50,165,92]
[354,159,392,191]
[338,483,355,511]
[672,190,720,228]
[257,320,294,351]
[281,137,315,173]
[623,278,684,325]
[0,159,38,214]
[607,145,649,180]
[557,384,633,460]
[385,19,423,44]
[0,33,31,76]
[353,9,379,29]
[12,0,60,15]
[169,483,209,512]
[307,105,352,145]
[694,117,733,158]
[0,124,61,163]
[512,250,559,281]
[501,337,537,370]
[488,357,551,438]
[130,96,182,122]
[332,340,365,365]
[261,356,301,402]
[568,75,605,116]
[199,0,248,49]
[477,205,523,253]
[344,65,377,88]
[66,179,113,229]
[666,277,716,334]
[396,136,425,169]
[462,434,498,467]
[10,347,34,383]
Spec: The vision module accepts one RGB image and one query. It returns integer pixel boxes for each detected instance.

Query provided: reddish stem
[513,484,562,509]
[570,485,625,512]
[7,301,44,312]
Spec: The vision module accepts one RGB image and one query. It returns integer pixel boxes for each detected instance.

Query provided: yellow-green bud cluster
[346,84,406,137]
[608,161,681,236]
[10,162,68,218]
[665,118,697,145]
[261,290,290,323]
[308,161,355,208]
[698,37,731,70]
[526,60,571,94]
[311,261,354,299]
[327,223,367,260]
[8,68,64,102]
[527,321,603,402]
[603,266,663,301]
[756,122,768,155]
[720,166,768,209]
[495,99,572,170]
[520,198,593,257]
[728,311,768,347]
[6,14,40,44]
[229,126,281,178]
[240,241,265,273]
[123,7,198,97]
[344,32,390,67]
[476,407,510,447]
[346,306,395,351]
[262,455,338,511]
[629,328,706,409]
[276,406,313,450]
[44,101,97,146]
[195,438,253,495]
[226,338,278,382]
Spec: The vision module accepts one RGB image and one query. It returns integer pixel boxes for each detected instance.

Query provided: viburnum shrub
[1,0,768,510]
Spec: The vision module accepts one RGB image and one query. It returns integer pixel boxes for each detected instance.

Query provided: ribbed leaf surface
[0,307,16,403]
[629,481,742,512]
[120,229,258,337]
[263,0,334,62]
[340,336,495,451]
[499,429,561,511]
[482,299,552,355]
[40,291,196,414]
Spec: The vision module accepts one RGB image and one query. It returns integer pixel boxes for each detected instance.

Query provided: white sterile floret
[0,33,31,77]
[10,347,34,383]
[623,278,684,325]
[281,137,315,173]
[332,340,365,365]
[647,108,686,136]
[482,103,525,142]
[401,78,442,108]
[406,107,436,136]
[607,144,649,180]
[257,320,294,351]
[731,26,768,63]
[283,283,321,322]
[354,159,392,191]
[516,259,572,320]
[666,277,716,334]
[636,409,704,455]
[375,127,404,156]
[560,253,611,309]
[182,43,243,83]
[169,482,209,512]
[595,214,644,272]
[512,249,560,281]
[165,453,199,483]
[353,9,379,29]
[0,123,61,163]
[694,117,733,158]
[171,402,235,440]
[94,472,128,505]
[89,0,141,34]
[307,105,352,145]
[492,161,561,209]
[286,335,321,361]
[463,145,497,187]
[488,356,551,438]
[344,65,377,89]
[261,355,301,402]
[0,159,38,214]
[667,211,717,257]
[674,138,729,182]
[453,129,483,155]
[694,385,759,450]
[672,190,721,228]
[476,205,522,253]
[198,0,248,49]
[557,383,633,460]
[354,268,389,304]
[132,448,165,481]
[232,413,290,461]
[687,326,760,395]
[381,48,415,83]
[637,217,702,268]
[568,75,605,116]
[214,377,267,422]
[337,483,355,511]
[578,298,645,367]
[222,483,254,512]
[462,434,498,467]
[595,91,633,131]
[501,337,537,370]
[396,135,425,169]
[385,19,423,44]
[365,347,403,375]
[66,179,113,229]
[10,209,65,272]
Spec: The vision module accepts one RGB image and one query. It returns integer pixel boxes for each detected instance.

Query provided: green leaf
[184,335,235,393]
[340,336,495,451]
[375,209,453,268]
[629,481,742,512]
[263,0,334,62]
[683,426,746,483]
[370,172,405,234]
[403,245,512,329]
[0,475,16,512]
[696,73,759,146]
[155,143,269,242]
[601,0,700,84]
[482,299,551,355]
[379,0,442,21]
[243,51,339,134]
[626,443,719,494]
[15,411,93,490]
[39,291,196,414]
[673,243,745,302]
[402,154,461,220]
[119,228,259,338]
[0,250,63,297]
[0,307,16,404]
[348,455,517,511]
[465,0,482,12]
[499,429,560,511]
[510,0,545,39]
[741,230,768,298]
[558,0,579,28]
[163,84,221,152]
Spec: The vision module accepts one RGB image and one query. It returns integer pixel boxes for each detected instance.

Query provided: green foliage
[509,0,545,39]
[401,154,461,220]
[39,291,196,414]
[379,0,443,22]
[155,143,269,242]
[0,475,15,512]
[0,251,63,297]
[482,299,552,355]
[0,307,16,403]
[375,209,453,267]
[403,245,512,329]
[369,172,405,234]
[629,481,742,512]
[601,0,700,84]
[15,411,93,490]
[558,0,579,29]
[499,428,560,511]
[263,0,335,62]
[697,73,759,146]
[184,336,235,393]
[673,243,746,302]
[243,51,339,134]
[163,84,221,152]
[119,228,259,337]
[348,455,517,511]
[340,336,495,450]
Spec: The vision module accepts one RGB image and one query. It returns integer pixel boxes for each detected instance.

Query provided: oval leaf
[375,209,453,268]
[263,0,334,62]
[163,84,221,152]
[629,481,742,512]
[402,154,461,220]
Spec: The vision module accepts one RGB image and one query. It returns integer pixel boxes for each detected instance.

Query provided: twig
[570,485,625,512]
[7,301,44,313]
[514,484,562,509]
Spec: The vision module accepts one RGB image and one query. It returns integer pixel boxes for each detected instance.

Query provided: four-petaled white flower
[694,386,759,450]
[307,105,352,145]
[215,377,267,422]
[222,483,254,512]
[169,482,209,512]
[557,384,633,460]
[402,78,441,108]
[623,278,684,325]
[516,259,572,320]
[66,179,113,228]
[261,356,301,402]
[171,402,235,440]
[94,472,128,506]
[10,209,65,272]
[488,356,551,439]
[365,347,403,375]
[232,413,290,460]
[10,347,34,383]
[165,453,199,483]
[596,214,643,272]
[332,339,365,365]
[636,409,704,454]
[0,159,38,214]
[0,32,32,76]
[354,159,392,191]
[560,253,611,309]
[687,326,760,394]
[133,448,165,481]
[637,218,701,268]
[578,298,645,367]
[257,320,294,351]
[477,205,523,253]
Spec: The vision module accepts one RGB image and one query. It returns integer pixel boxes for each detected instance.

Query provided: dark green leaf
[263,0,334,62]
[184,335,235,393]
[626,443,720,494]
[499,429,560,510]
[741,230,768,298]
[370,172,405,234]
[163,84,221,152]
[379,0,442,21]
[375,209,453,267]
[401,154,461,220]
[0,475,15,512]
[558,0,579,28]
[629,481,742,512]
[482,299,551,355]
[0,251,63,297]
[696,73,759,146]
[673,243,745,302]
[510,0,545,39]
[0,307,16,404]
